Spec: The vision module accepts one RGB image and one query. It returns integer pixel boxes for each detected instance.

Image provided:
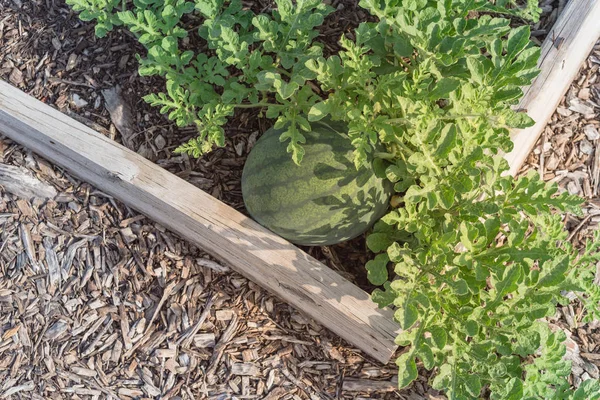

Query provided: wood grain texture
[0,79,399,364]
[505,0,600,176]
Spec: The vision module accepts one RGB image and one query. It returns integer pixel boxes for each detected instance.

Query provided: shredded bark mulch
[0,0,596,398]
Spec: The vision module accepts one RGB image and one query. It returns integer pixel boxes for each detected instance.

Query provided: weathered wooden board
[0,79,399,364]
[505,0,600,176]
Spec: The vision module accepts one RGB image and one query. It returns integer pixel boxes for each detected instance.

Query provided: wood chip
[569,98,595,115]
[8,68,23,86]
[66,53,78,71]
[584,124,600,140]
[45,320,69,340]
[102,86,136,149]
[193,333,216,348]
[230,363,261,377]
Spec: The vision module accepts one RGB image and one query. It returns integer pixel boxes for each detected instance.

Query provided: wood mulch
[0,0,596,398]
[519,38,600,389]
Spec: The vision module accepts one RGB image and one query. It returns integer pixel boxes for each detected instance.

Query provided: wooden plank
[0,79,399,363]
[505,0,600,176]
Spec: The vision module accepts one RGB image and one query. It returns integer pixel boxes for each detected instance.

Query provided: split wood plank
[0,79,399,364]
[505,0,600,176]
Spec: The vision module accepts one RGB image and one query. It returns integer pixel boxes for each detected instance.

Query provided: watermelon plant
[67,0,600,398]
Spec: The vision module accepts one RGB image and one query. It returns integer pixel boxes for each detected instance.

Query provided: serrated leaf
[537,255,569,288]
[492,265,521,301]
[434,124,457,159]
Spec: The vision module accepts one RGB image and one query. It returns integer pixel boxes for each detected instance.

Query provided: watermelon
[241,119,393,246]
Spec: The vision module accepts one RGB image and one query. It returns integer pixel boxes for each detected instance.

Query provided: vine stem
[387,117,411,125]
[233,102,276,109]
[440,113,485,119]
[374,152,396,160]
[276,68,292,77]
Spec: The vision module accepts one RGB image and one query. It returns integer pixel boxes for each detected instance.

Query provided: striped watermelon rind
[242,119,393,246]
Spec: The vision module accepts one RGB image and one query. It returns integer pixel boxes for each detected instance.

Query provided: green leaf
[95,24,110,38]
[506,25,531,61]
[537,255,569,288]
[395,302,418,330]
[277,81,300,100]
[386,241,405,262]
[429,77,460,99]
[289,140,305,165]
[386,163,408,183]
[196,0,221,18]
[161,36,178,53]
[490,265,521,304]
[432,364,452,390]
[396,352,418,388]
[503,378,524,400]
[366,253,389,286]
[464,375,482,397]
[451,279,469,296]
[504,110,535,128]
[371,282,397,308]
[393,37,413,57]
[366,233,393,253]
[434,124,457,159]
[466,56,486,84]
[429,326,447,349]
[438,185,455,209]
[308,101,331,121]
[417,343,435,370]
[465,320,478,336]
